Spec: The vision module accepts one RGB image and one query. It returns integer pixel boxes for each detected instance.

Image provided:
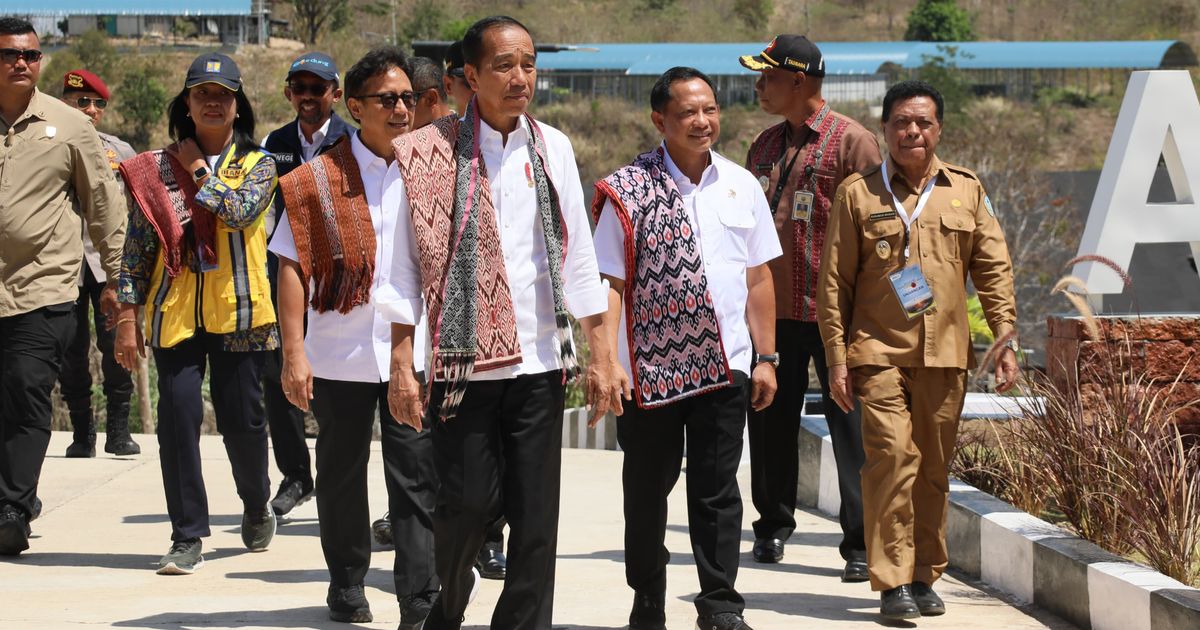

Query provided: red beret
[63,69,110,100]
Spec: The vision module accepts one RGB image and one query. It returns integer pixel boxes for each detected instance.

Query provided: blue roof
[6,1,250,16]
[537,40,1197,76]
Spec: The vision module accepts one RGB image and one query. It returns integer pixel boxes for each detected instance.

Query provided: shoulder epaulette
[943,162,980,182]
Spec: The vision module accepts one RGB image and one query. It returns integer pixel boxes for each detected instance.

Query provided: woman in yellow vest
[113,53,279,575]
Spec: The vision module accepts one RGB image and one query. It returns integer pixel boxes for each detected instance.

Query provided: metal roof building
[532,40,1198,105]
[6,1,269,45]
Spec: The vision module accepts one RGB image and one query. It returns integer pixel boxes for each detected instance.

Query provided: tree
[734,0,773,31]
[118,63,169,149]
[288,0,349,45]
[904,0,976,42]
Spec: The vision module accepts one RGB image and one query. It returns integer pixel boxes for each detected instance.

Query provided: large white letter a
[1073,70,1200,298]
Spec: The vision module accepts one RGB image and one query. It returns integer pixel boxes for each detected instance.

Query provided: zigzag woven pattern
[593,149,732,408]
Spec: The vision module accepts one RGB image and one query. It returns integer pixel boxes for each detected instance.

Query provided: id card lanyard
[880,160,937,263]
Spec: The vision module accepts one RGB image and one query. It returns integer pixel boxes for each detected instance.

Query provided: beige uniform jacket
[0,89,125,316]
[816,156,1016,369]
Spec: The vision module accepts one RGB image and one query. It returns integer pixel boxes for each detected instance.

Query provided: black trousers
[59,267,133,428]
[748,320,866,561]
[0,303,74,518]
[619,371,749,616]
[153,333,270,541]
[425,371,565,630]
[311,378,438,597]
[262,347,311,483]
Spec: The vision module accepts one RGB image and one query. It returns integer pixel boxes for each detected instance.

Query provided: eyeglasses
[0,48,43,64]
[287,81,332,97]
[354,91,416,110]
[74,97,108,110]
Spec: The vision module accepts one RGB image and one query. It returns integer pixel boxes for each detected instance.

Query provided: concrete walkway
[1,432,1072,629]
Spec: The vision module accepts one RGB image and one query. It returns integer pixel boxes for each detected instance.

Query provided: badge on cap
[67,74,84,89]
[206,61,222,73]
[876,240,891,259]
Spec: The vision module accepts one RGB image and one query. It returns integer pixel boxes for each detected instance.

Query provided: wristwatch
[192,165,210,182]
[754,353,780,367]
[1004,337,1020,354]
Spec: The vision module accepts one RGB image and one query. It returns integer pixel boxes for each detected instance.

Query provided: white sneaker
[467,567,481,606]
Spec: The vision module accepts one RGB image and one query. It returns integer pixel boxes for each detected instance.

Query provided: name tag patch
[868,211,896,222]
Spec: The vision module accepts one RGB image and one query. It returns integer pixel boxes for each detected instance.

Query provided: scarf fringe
[437,351,475,422]
[556,311,579,384]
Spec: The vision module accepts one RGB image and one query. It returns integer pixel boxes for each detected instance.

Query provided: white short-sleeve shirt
[593,144,782,376]
[270,131,427,383]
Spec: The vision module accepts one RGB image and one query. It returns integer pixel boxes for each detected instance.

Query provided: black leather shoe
[911,581,946,616]
[880,585,921,620]
[751,538,784,563]
[327,584,372,623]
[65,438,96,458]
[398,590,437,630]
[841,559,869,582]
[696,611,753,630]
[0,505,31,556]
[372,512,392,546]
[475,540,506,580]
[628,591,666,630]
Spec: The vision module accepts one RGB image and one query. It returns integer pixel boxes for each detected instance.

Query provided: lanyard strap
[880,160,937,260]
[769,104,831,215]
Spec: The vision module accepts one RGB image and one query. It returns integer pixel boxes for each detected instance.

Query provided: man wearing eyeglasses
[0,18,125,556]
[261,52,353,519]
[56,69,141,460]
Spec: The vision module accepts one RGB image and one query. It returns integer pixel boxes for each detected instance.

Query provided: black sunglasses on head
[0,48,42,64]
[74,97,108,110]
[354,91,416,110]
[287,81,333,97]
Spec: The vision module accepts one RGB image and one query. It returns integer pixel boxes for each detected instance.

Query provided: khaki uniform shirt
[745,106,881,321]
[816,156,1016,369]
[0,89,125,317]
[79,131,136,284]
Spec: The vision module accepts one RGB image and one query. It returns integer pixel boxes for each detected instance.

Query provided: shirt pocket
[861,219,903,268]
[939,213,974,262]
[716,201,756,265]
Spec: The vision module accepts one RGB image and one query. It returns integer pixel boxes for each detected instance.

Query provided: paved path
[1,432,1072,629]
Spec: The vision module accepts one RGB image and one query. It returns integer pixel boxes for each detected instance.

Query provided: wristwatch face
[193,166,209,179]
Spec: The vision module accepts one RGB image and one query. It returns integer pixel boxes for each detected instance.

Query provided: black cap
[185,52,242,91]
[287,52,339,82]
[739,35,826,77]
[445,41,465,78]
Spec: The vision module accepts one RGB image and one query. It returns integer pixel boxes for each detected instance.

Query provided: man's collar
[478,114,528,145]
[297,116,333,146]
[802,99,829,131]
[660,141,716,188]
[350,130,387,168]
[4,87,45,127]
[886,154,945,192]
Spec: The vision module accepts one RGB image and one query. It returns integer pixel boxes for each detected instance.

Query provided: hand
[994,347,1020,393]
[113,309,145,372]
[750,362,778,411]
[585,359,630,427]
[829,364,855,413]
[99,282,119,330]
[281,351,314,412]
[388,365,424,430]
[166,138,206,174]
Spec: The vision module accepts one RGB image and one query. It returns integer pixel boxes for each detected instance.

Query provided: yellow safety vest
[144,148,277,348]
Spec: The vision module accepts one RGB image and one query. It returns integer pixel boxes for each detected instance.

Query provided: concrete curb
[796,415,1200,630]
[561,407,619,451]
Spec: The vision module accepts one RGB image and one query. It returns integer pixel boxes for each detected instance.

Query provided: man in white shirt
[380,16,622,630]
[260,51,353,518]
[592,67,781,630]
[271,48,437,629]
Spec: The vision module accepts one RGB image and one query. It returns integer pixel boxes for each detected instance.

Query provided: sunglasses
[287,81,332,97]
[74,97,108,110]
[354,91,416,110]
[0,48,43,64]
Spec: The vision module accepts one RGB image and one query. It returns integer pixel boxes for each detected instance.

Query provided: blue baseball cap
[287,52,339,82]
[185,53,242,91]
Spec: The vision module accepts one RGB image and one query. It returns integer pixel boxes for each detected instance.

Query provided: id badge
[792,190,814,222]
[888,265,936,319]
